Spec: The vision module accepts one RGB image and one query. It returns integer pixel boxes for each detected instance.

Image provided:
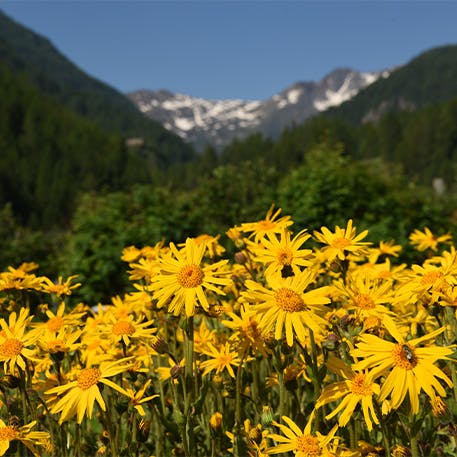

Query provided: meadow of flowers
[0,205,457,457]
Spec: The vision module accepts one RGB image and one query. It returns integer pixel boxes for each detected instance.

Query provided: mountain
[325,45,457,124]
[0,10,195,166]
[128,68,388,151]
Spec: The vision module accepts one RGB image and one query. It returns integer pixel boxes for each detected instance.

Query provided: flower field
[0,206,456,456]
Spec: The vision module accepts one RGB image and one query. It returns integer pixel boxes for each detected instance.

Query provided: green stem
[183,316,196,457]
[233,351,246,456]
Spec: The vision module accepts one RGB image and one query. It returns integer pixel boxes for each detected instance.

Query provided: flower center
[392,343,417,369]
[177,265,204,288]
[0,338,23,358]
[276,248,293,266]
[354,293,376,310]
[77,367,101,390]
[295,434,321,455]
[420,271,443,286]
[275,288,306,313]
[331,237,351,249]
[257,220,275,231]
[47,316,64,332]
[0,425,18,441]
[350,373,373,396]
[112,320,135,336]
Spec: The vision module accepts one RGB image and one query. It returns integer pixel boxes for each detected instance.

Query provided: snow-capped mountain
[128,68,390,151]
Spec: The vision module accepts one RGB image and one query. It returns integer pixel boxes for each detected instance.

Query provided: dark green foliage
[0,65,155,228]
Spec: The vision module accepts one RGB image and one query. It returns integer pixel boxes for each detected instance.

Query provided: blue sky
[1,1,457,100]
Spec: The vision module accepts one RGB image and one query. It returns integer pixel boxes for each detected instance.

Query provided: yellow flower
[0,309,39,374]
[37,327,82,355]
[332,272,394,321]
[200,342,242,378]
[222,304,270,357]
[148,238,232,317]
[123,379,159,416]
[351,320,453,414]
[267,413,339,456]
[209,412,223,430]
[194,317,217,353]
[251,228,313,278]
[238,204,293,242]
[101,313,157,347]
[316,356,380,431]
[409,227,452,252]
[46,358,133,424]
[0,265,43,292]
[32,302,86,335]
[0,419,50,457]
[242,270,330,346]
[313,219,371,262]
[40,274,81,297]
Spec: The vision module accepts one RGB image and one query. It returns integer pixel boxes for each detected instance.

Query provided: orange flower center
[276,248,293,266]
[0,338,23,358]
[420,271,443,286]
[350,373,373,396]
[354,293,376,310]
[295,434,321,455]
[112,320,135,336]
[331,237,351,249]
[77,367,101,390]
[47,316,64,332]
[0,425,18,441]
[275,288,306,313]
[392,343,417,369]
[257,220,275,231]
[177,265,204,288]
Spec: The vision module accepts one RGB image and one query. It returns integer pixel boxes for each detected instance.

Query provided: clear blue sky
[1,1,457,100]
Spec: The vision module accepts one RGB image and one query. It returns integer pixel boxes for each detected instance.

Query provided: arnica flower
[332,272,394,322]
[32,302,86,335]
[313,219,371,262]
[40,274,81,297]
[251,228,313,278]
[123,379,159,416]
[148,237,232,317]
[200,342,242,378]
[315,356,380,431]
[242,270,330,346]
[0,264,43,292]
[222,304,270,356]
[267,413,339,456]
[394,262,454,306]
[238,204,293,242]
[0,309,39,374]
[46,358,133,424]
[101,313,157,347]
[351,319,453,414]
[0,419,50,457]
[409,227,452,252]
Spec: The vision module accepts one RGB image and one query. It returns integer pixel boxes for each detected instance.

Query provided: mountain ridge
[128,67,390,151]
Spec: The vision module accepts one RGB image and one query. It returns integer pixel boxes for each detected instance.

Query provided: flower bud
[209,412,223,431]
